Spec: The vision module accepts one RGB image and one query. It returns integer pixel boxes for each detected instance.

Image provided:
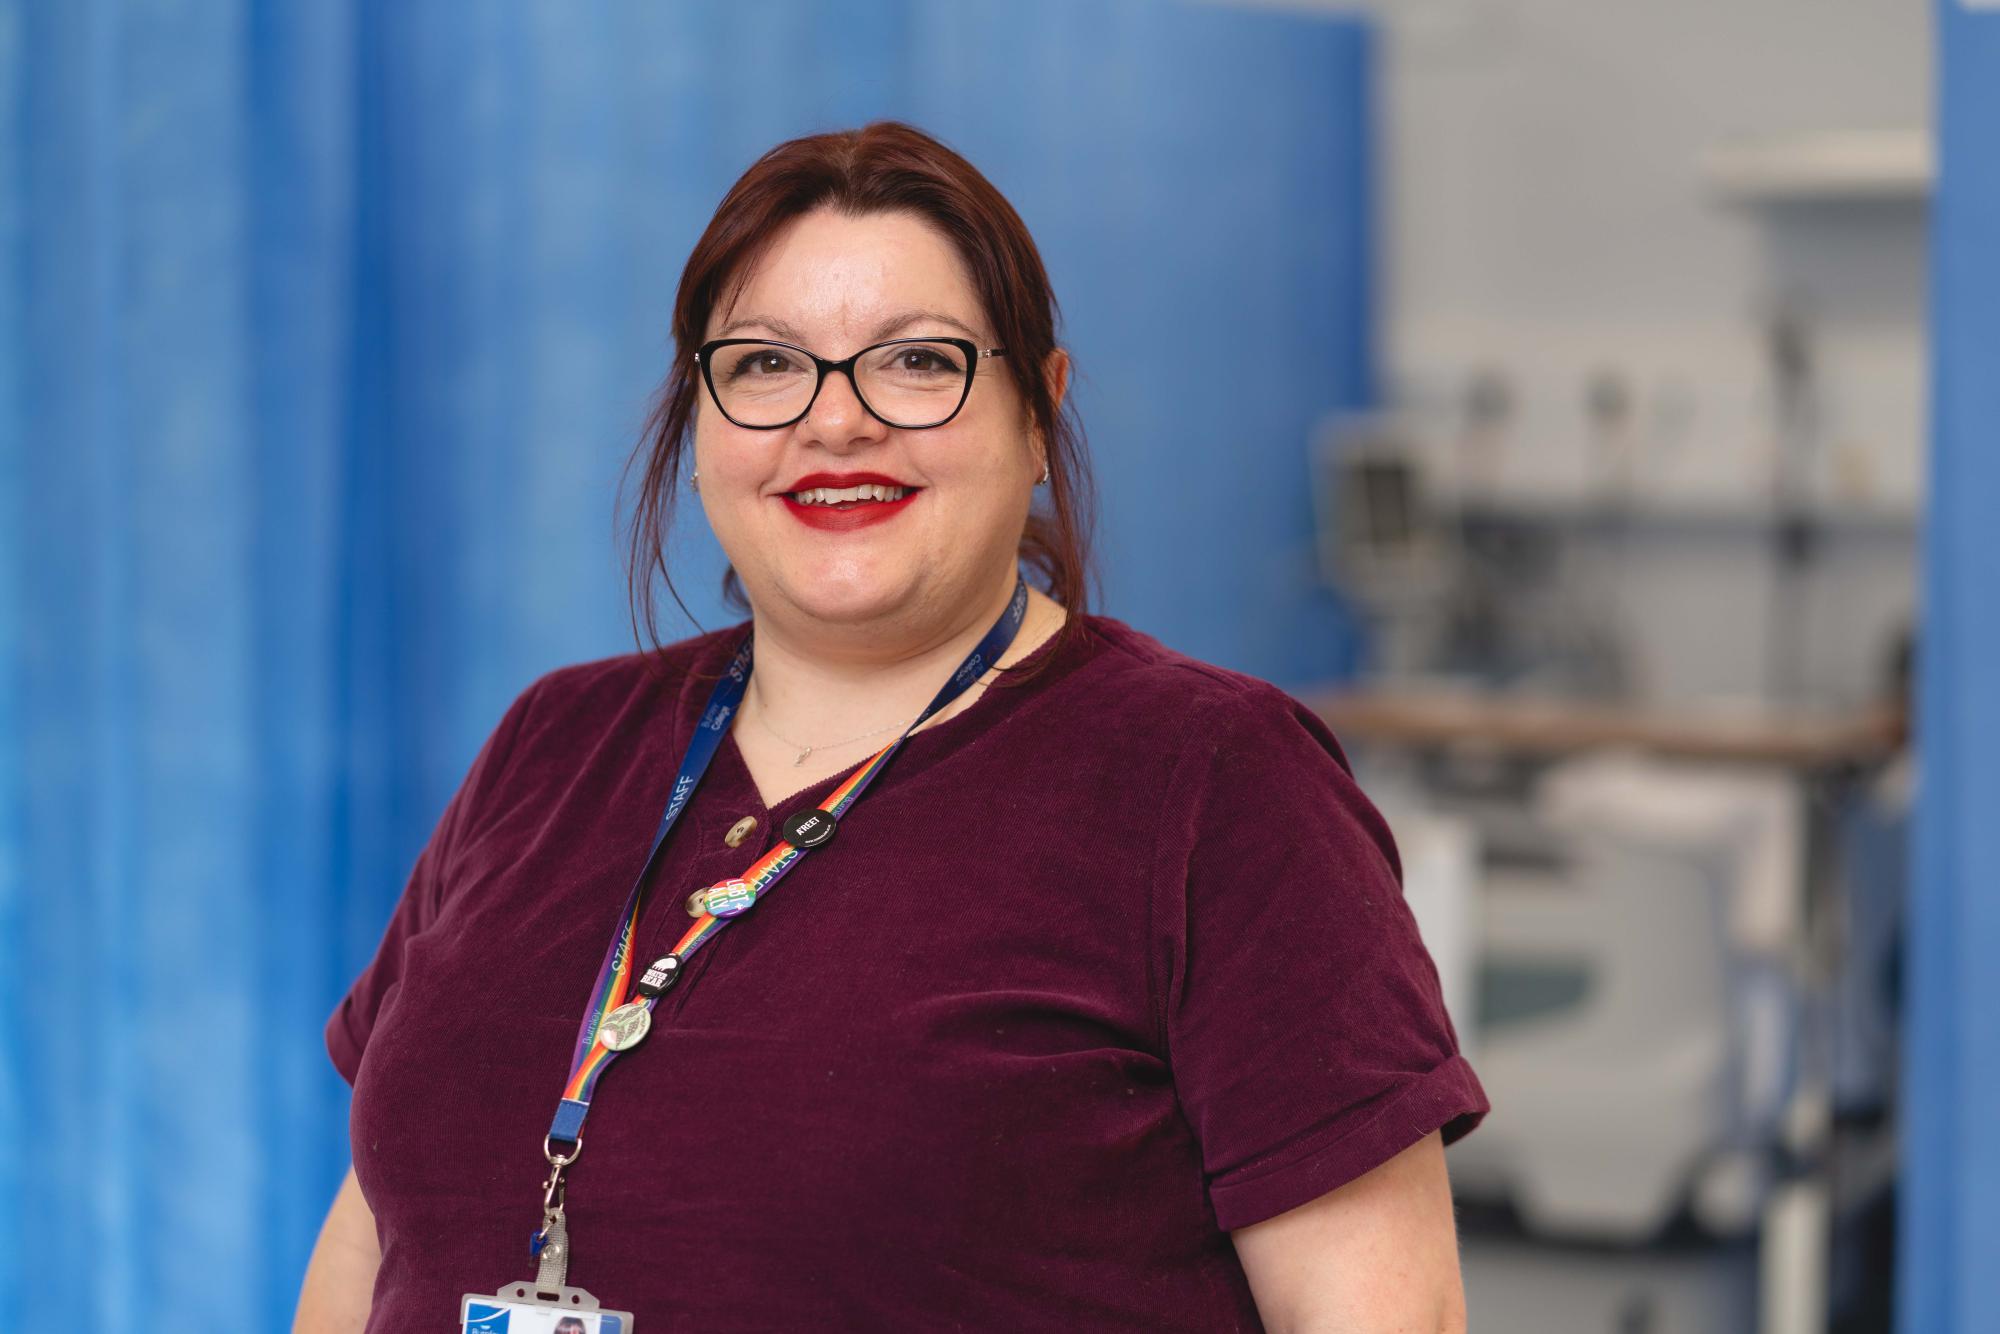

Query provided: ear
[1044,347,1072,415]
[1032,348,1072,479]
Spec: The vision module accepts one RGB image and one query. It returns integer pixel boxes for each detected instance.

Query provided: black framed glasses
[694,336,1006,430]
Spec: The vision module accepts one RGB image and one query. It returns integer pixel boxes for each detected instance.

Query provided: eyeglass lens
[708,341,971,428]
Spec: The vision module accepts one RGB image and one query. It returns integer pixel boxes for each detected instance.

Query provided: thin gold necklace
[749,686,913,766]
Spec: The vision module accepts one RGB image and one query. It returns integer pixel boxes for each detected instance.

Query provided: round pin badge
[781,808,837,849]
[596,1001,653,1052]
[704,878,758,918]
[636,954,681,998]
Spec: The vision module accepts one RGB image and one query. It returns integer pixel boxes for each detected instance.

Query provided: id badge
[461,1281,636,1333]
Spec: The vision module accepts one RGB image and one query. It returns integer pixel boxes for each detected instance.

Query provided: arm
[293,1166,380,1333]
[1232,1132,1467,1334]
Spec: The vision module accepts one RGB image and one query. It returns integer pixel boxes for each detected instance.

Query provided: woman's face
[693,208,1043,637]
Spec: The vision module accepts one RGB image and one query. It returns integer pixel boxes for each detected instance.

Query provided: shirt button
[724,815,759,848]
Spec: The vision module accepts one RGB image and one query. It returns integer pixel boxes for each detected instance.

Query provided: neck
[743,572,1055,748]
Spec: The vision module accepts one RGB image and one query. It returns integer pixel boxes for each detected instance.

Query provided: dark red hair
[622,121,1095,657]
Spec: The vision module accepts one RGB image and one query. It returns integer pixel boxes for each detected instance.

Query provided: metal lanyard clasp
[532,1135,580,1289]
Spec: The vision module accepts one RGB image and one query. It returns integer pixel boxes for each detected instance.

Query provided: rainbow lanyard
[544,579,1028,1158]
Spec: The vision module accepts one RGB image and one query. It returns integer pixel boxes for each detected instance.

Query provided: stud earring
[1037,462,1050,486]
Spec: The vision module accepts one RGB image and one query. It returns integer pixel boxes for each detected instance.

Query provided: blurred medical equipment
[1308,392,1909,1331]
[1445,754,1802,1242]
[1311,412,1631,697]
[1311,417,1457,679]
[1764,301,1824,707]
[1309,681,1901,1334]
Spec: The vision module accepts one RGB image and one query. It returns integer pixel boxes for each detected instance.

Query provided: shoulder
[1065,615,1353,773]
[1066,617,1394,880]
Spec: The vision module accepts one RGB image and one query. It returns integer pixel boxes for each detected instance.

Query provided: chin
[767,566,924,628]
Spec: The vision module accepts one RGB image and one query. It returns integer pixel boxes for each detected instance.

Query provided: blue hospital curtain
[0,3,1371,1328]
[1903,3,2000,1329]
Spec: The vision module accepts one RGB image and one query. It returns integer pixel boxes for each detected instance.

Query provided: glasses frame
[694,335,1007,431]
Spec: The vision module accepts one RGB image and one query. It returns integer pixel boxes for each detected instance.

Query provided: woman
[296,122,1485,1333]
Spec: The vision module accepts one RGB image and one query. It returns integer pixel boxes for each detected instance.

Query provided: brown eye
[868,342,964,380]
[728,350,804,380]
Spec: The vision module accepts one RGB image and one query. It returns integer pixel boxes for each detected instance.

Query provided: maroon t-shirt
[329,614,1486,1331]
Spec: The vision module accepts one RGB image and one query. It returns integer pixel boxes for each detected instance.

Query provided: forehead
[714,208,987,342]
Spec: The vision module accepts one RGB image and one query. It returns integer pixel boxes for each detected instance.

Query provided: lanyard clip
[541,1135,580,1213]
[541,1165,568,1218]
[532,1135,577,1284]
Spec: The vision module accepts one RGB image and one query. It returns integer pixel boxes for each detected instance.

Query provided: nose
[796,364,890,453]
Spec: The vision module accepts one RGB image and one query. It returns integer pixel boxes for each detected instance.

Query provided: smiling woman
[627,125,1093,663]
[682,205,1058,705]
[296,123,1485,1334]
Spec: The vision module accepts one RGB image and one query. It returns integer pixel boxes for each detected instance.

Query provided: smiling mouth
[788,483,914,506]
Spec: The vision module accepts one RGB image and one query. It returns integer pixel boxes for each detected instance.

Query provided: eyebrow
[713,308,986,346]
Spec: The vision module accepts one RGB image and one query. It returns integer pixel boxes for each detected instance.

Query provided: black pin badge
[636,954,682,998]
[781,808,837,849]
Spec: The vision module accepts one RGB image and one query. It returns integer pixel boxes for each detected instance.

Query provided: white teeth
[791,484,909,505]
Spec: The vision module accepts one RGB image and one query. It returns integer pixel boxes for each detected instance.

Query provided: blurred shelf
[1448,494,1920,537]
[1699,130,1932,205]
[1300,686,1904,770]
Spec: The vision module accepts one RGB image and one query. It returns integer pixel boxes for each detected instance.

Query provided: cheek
[919,439,1035,547]
[694,415,778,493]
[924,411,1036,490]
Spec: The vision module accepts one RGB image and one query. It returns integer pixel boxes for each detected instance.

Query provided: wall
[1249,0,1932,705]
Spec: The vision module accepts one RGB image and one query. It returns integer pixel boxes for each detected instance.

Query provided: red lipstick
[778,471,921,532]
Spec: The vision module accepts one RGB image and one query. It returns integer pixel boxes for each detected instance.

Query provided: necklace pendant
[793,746,810,766]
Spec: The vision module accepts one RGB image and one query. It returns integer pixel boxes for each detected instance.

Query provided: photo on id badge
[462,1300,625,1333]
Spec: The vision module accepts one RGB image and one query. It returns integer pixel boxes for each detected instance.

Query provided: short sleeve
[324,677,544,1085]
[1156,683,1487,1231]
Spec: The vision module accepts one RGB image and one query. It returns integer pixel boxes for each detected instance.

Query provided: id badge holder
[461,1281,637,1333]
